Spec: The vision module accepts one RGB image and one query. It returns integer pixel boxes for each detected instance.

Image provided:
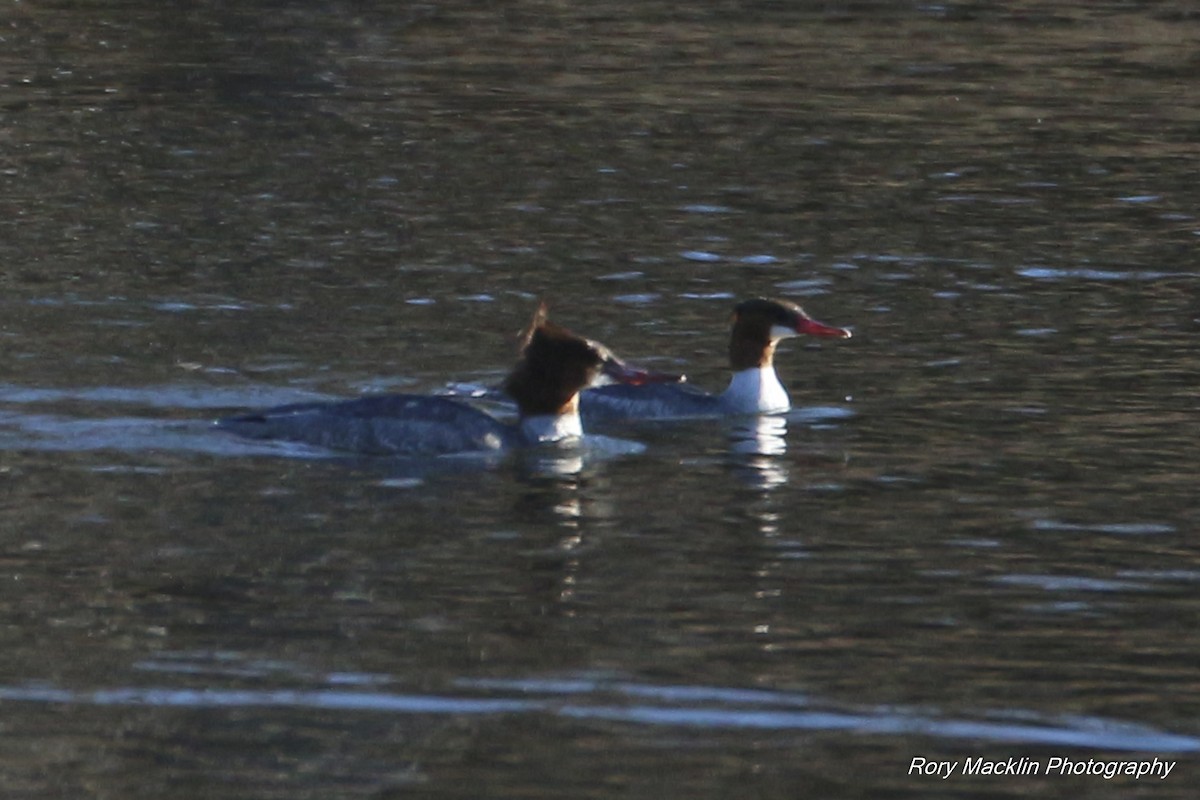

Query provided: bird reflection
[724,415,790,490]
[511,461,621,615]
[515,433,645,481]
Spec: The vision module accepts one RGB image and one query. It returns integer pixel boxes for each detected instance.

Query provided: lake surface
[2,2,1198,797]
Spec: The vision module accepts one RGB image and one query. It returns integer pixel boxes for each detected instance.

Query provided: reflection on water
[3,671,1197,754]
[4,1,1200,798]
[725,415,790,489]
[727,414,789,457]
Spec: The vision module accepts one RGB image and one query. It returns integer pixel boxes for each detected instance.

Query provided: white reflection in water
[517,434,645,480]
[727,415,788,457]
[725,415,789,490]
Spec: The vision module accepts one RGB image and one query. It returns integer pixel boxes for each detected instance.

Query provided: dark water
[2,2,1198,797]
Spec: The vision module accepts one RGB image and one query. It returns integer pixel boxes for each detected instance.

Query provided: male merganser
[216,305,680,456]
[581,297,851,421]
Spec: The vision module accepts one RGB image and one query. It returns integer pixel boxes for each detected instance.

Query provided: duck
[580,297,850,422]
[216,304,680,455]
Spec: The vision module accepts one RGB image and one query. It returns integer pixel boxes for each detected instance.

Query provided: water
[2,2,1198,797]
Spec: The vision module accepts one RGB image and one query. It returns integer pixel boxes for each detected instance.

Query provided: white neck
[721,366,791,414]
[520,412,583,443]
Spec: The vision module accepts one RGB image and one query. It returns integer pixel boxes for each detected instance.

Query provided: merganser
[216,305,680,456]
[581,297,851,421]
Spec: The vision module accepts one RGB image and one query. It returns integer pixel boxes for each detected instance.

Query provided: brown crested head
[728,297,851,370]
[504,303,684,417]
[505,316,604,417]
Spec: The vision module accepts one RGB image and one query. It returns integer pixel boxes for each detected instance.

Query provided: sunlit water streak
[0,382,336,410]
[1,677,1195,754]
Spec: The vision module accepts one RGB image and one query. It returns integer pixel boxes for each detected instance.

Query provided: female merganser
[216,305,679,456]
[581,297,850,421]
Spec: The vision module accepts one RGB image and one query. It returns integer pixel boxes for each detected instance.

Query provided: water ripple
[1,678,1194,754]
[1016,266,1185,282]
